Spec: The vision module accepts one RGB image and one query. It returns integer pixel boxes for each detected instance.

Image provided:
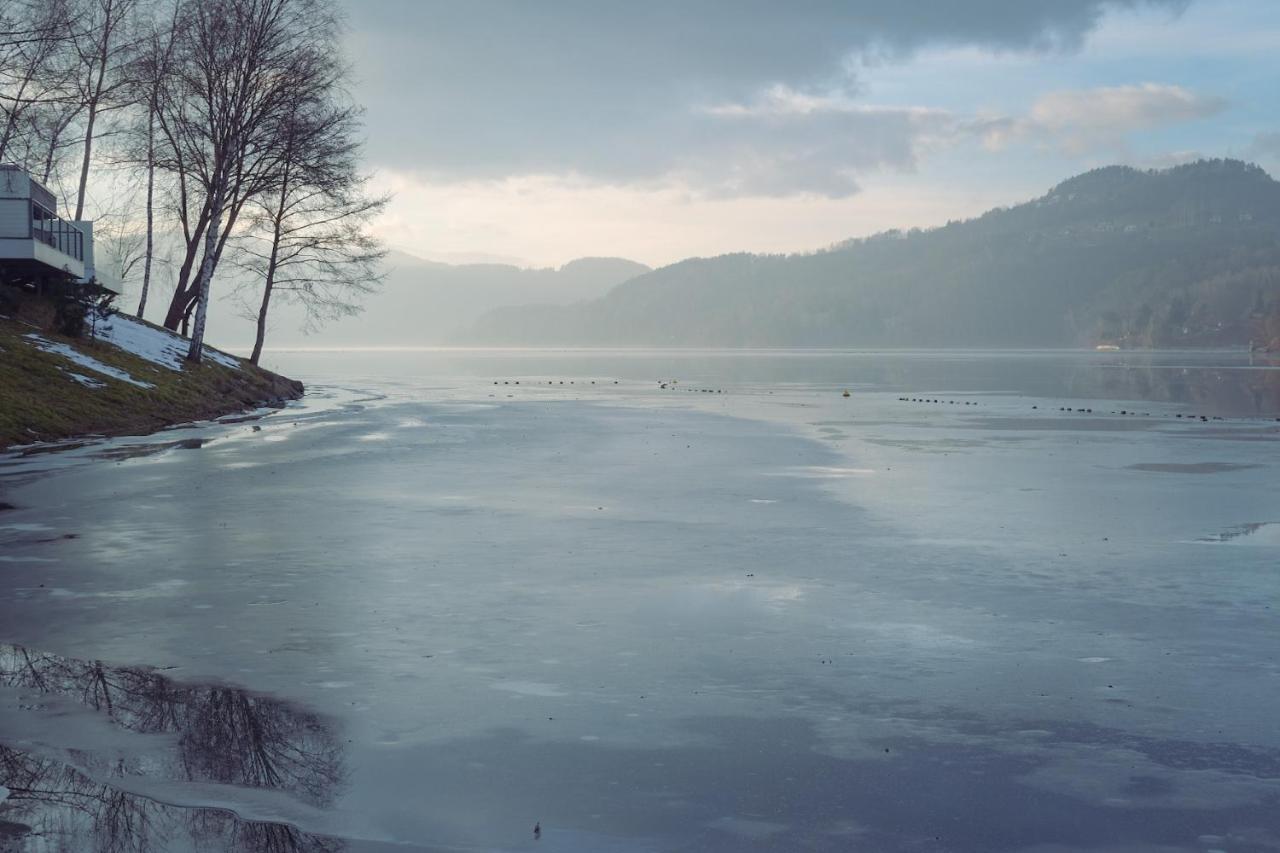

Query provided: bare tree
[149,0,346,363]
[235,98,385,364]
[0,0,76,167]
[132,0,181,319]
[68,0,144,221]
[96,211,147,293]
[32,100,82,182]
[0,96,78,190]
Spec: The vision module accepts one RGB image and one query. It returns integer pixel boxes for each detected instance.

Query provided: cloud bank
[346,1,1194,197]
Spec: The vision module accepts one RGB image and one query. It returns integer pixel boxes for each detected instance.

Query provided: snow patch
[97,313,241,371]
[67,371,106,388]
[25,335,154,388]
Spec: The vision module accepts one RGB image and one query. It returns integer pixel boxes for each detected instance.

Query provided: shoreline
[0,400,294,459]
[1,312,304,453]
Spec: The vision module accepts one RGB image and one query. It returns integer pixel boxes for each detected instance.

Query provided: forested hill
[466,160,1280,349]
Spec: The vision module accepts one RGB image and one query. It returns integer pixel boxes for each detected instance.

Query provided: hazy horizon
[184,157,1280,352]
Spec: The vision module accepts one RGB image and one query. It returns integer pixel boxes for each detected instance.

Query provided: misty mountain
[466,160,1280,349]
[201,252,650,348]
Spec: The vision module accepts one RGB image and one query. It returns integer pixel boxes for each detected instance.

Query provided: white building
[0,164,103,292]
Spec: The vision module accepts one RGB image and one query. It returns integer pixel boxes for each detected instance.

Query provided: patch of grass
[0,313,303,451]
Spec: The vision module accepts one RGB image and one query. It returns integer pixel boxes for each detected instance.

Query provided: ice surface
[1,350,1278,852]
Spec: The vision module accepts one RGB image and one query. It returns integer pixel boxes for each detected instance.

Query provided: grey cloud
[684,106,959,198]
[344,1,1191,195]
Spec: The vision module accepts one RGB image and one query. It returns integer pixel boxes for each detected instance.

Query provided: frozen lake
[2,349,1279,852]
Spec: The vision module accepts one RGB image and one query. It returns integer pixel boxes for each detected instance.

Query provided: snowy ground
[21,313,242,393]
[0,350,1278,852]
[25,333,155,387]
[97,313,242,371]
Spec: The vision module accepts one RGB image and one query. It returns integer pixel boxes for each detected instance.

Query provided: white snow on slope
[26,334,155,388]
[98,314,241,371]
[68,372,106,388]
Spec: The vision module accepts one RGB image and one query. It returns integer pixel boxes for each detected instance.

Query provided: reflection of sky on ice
[1,351,1278,852]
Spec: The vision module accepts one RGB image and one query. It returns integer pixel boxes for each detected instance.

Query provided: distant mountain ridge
[465,159,1280,349]
[202,252,650,348]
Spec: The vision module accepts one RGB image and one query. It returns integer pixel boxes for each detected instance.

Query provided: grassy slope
[0,314,303,450]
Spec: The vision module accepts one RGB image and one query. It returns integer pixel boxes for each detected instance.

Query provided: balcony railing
[32,213,84,262]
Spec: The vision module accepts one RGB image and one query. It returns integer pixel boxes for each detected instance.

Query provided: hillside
[197,252,650,349]
[466,160,1280,349]
[0,300,302,451]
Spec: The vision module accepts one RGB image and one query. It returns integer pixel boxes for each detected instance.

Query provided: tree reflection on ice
[0,644,346,852]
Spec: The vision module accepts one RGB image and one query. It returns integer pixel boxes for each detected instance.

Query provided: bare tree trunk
[0,118,15,160]
[250,257,276,365]
[75,0,121,221]
[186,176,225,363]
[170,193,246,329]
[137,102,155,318]
[74,98,99,219]
[141,0,180,321]
[250,193,286,365]
[164,225,208,331]
[162,180,221,331]
[39,105,79,182]
[41,124,60,181]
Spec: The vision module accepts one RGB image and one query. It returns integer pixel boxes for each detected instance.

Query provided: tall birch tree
[149,0,342,362]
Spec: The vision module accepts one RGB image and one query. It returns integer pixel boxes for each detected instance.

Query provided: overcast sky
[341,0,1280,268]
